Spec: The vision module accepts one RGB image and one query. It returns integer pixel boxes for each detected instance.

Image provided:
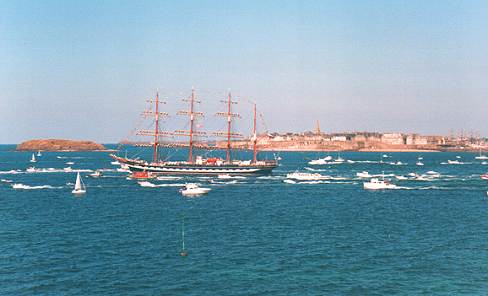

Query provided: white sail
[74,172,83,191]
[37,151,42,157]
[30,154,36,162]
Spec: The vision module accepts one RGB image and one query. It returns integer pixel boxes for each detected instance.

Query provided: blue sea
[1,145,488,295]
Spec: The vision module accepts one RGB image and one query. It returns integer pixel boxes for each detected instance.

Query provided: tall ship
[111,89,278,175]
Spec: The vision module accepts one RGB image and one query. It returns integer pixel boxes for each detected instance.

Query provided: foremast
[137,92,169,163]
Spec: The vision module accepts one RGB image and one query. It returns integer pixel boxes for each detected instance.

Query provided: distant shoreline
[259,148,441,152]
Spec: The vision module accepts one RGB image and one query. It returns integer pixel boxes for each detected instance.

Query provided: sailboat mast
[226,93,232,163]
[182,218,185,250]
[252,103,257,163]
[188,88,195,163]
[153,92,160,163]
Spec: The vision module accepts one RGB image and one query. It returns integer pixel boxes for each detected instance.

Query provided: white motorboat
[218,174,232,179]
[30,153,36,163]
[286,172,330,181]
[66,161,75,165]
[72,172,86,195]
[395,175,408,180]
[363,178,397,190]
[447,160,462,164]
[26,167,36,173]
[416,161,424,166]
[180,183,211,196]
[308,156,332,165]
[138,181,157,187]
[356,171,372,178]
[89,170,102,178]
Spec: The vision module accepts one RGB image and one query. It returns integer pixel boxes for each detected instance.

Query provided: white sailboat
[180,217,188,257]
[30,153,36,163]
[475,148,488,160]
[72,172,86,195]
[37,151,42,157]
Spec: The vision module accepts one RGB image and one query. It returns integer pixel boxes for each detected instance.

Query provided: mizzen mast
[214,92,242,163]
[252,103,258,163]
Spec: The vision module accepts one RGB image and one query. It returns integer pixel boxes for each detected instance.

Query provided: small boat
[356,171,372,178]
[180,216,188,257]
[66,161,75,165]
[286,172,329,181]
[37,151,42,157]
[89,170,102,178]
[395,175,408,180]
[308,156,332,165]
[180,183,211,196]
[335,157,345,163]
[217,174,233,179]
[72,172,86,195]
[138,181,157,187]
[363,178,397,190]
[64,167,73,172]
[111,161,121,165]
[475,148,488,160]
[481,173,488,180]
[26,167,36,173]
[129,171,155,179]
[447,160,462,164]
[416,161,424,166]
[30,154,36,163]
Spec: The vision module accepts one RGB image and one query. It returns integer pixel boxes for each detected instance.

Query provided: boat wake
[283,179,355,185]
[257,175,285,180]
[11,183,62,190]
[0,170,23,175]
[138,181,187,187]
[25,167,93,173]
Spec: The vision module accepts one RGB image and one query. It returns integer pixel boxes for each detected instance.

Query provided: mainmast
[215,92,241,164]
[176,88,205,164]
[154,92,160,162]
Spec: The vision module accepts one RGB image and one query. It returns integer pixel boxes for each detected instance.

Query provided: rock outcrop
[16,139,106,151]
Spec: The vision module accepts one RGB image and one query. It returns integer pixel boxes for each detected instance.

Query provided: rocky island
[17,139,107,151]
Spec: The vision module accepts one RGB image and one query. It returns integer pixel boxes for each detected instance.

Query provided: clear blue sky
[1,0,487,143]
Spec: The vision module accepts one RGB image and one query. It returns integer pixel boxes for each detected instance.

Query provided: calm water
[1,145,488,295]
